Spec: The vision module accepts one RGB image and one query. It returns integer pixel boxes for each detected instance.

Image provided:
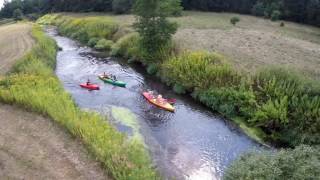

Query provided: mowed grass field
[0,23,35,74]
[65,11,320,79]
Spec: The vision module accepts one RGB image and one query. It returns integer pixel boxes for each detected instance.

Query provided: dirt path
[0,104,107,180]
[0,23,35,74]
[0,23,108,179]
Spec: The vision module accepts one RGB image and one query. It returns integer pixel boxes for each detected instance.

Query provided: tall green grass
[161,52,320,146]
[39,14,118,47]
[0,25,158,179]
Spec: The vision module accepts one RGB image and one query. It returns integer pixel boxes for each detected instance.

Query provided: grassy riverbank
[0,25,158,179]
[37,14,320,147]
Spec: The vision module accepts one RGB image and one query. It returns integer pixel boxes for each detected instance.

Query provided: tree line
[1,0,319,26]
[182,0,320,25]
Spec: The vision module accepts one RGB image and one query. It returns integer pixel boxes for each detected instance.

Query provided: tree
[161,0,183,16]
[230,17,240,25]
[133,0,178,62]
[13,8,23,20]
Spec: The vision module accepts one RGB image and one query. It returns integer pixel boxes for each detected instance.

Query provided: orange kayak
[142,92,175,112]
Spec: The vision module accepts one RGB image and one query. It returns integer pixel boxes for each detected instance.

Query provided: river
[46,28,261,180]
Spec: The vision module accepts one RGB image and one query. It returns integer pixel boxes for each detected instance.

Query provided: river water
[47,28,261,180]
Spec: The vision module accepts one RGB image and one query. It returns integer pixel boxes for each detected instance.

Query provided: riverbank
[37,13,320,148]
[0,23,108,179]
[0,24,158,179]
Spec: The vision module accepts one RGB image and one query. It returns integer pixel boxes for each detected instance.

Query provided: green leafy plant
[230,17,240,26]
[94,38,113,50]
[225,145,320,180]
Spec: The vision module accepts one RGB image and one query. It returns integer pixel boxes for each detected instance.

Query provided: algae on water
[111,106,145,145]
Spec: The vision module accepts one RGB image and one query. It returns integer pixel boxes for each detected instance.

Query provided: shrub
[111,33,142,60]
[253,67,320,145]
[161,51,241,91]
[87,37,99,47]
[230,17,240,26]
[173,84,186,94]
[146,63,158,75]
[194,85,257,119]
[225,145,320,180]
[94,38,113,50]
[280,22,285,27]
[13,8,23,20]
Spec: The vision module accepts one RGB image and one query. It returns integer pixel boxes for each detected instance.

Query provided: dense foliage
[0,24,158,180]
[225,145,320,180]
[161,52,320,146]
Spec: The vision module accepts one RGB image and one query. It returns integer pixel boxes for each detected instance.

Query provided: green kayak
[98,75,126,87]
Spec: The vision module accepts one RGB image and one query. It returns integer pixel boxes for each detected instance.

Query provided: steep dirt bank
[0,104,108,179]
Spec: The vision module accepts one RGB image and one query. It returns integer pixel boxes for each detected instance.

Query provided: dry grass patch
[0,23,35,75]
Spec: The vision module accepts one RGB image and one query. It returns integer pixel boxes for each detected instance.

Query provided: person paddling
[156,95,165,104]
[86,79,91,86]
[103,72,110,79]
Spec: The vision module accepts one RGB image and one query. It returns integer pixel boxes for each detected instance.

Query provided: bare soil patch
[0,104,108,180]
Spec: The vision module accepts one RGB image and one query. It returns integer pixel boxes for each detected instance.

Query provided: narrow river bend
[47,28,261,180]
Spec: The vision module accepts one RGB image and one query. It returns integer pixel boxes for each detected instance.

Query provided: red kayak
[80,83,100,90]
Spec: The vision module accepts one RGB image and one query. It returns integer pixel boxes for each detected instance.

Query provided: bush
[87,37,99,47]
[194,85,257,119]
[112,0,133,14]
[111,33,142,60]
[12,8,23,20]
[225,145,320,180]
[280,22,285,27]
[94,38,113,50]
[146,63,158,75]
[161,51,241,91]
[253,67,320,145]
[173,84,187,94]
[230,17,240,26]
